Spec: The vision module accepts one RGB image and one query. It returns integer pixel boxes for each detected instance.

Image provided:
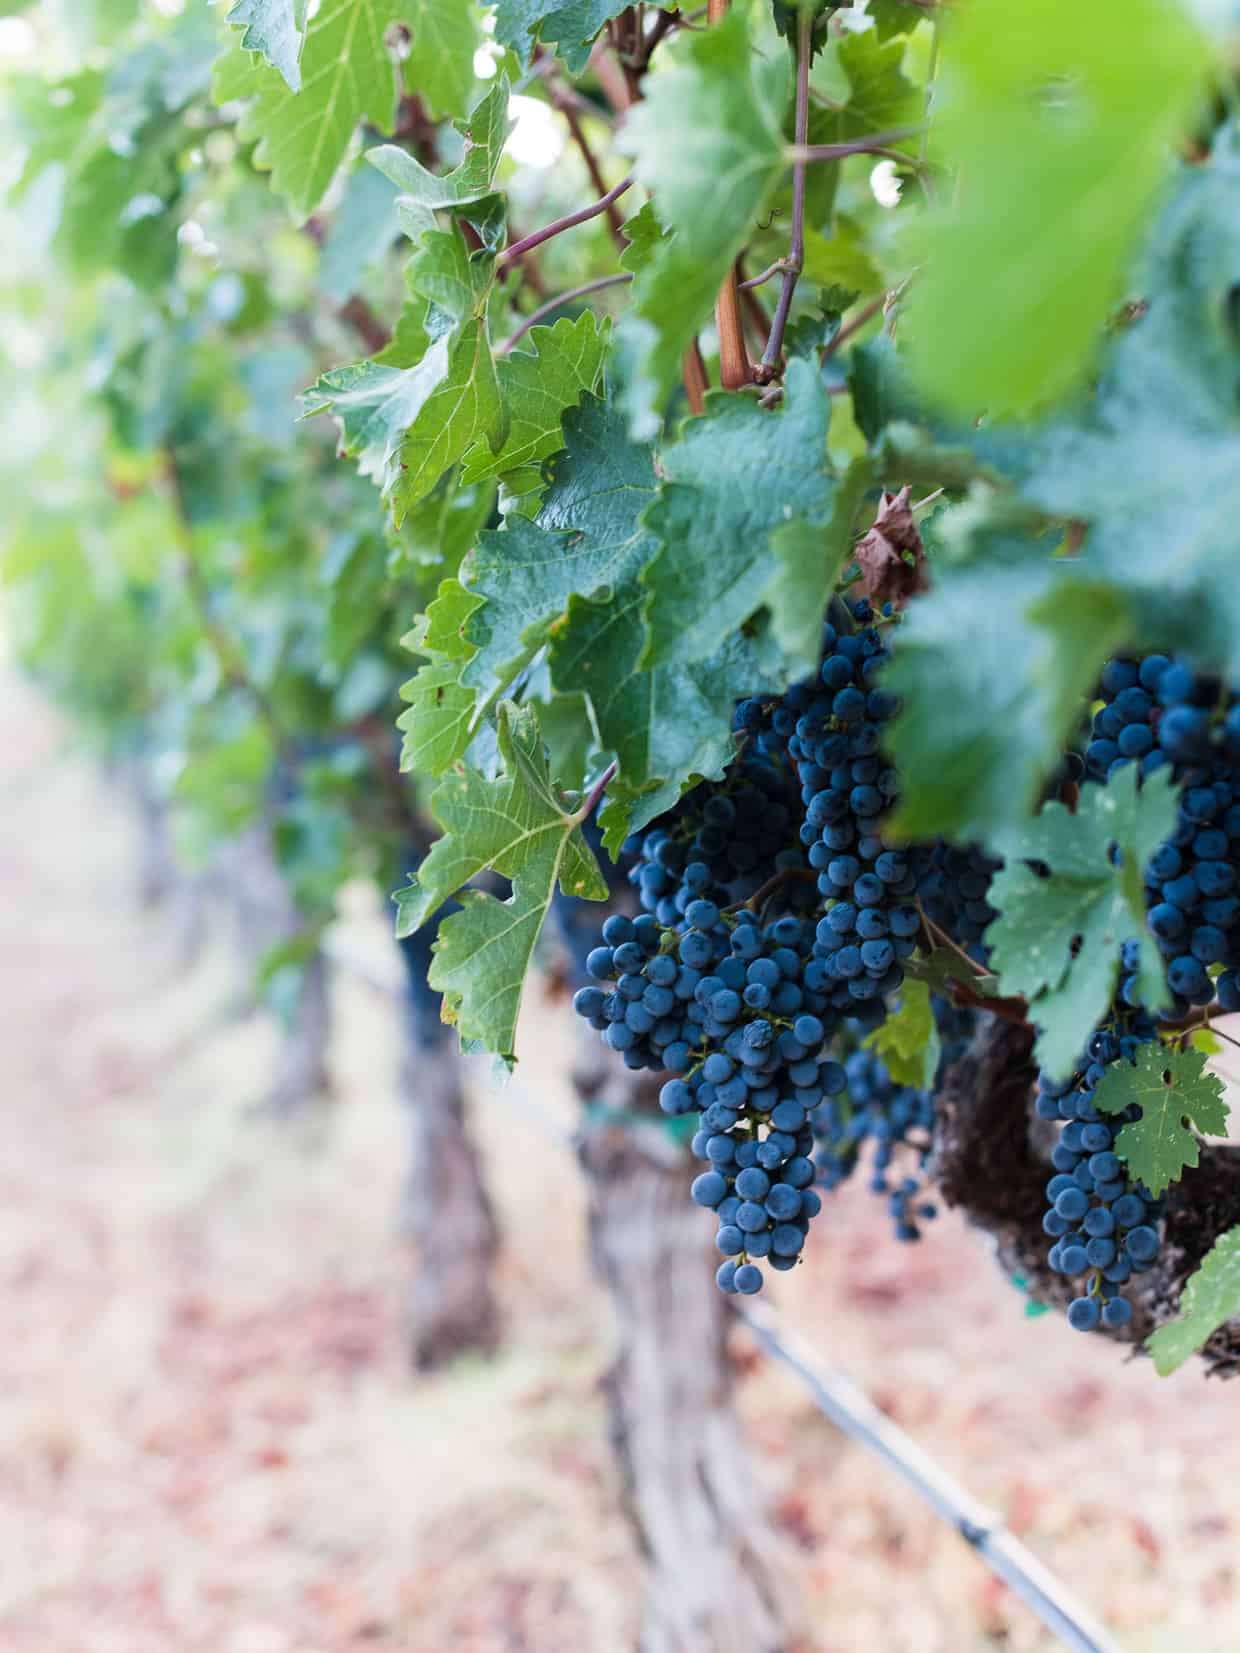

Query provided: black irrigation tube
[329,945,1127,1653]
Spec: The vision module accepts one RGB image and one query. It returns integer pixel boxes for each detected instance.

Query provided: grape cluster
[1037,1010,1164,1332]
[776,604,919,1028]
[572,906,729,1074]
[917,843,1001,955]
[1084,654,1240,1013]
[626,750,803,927]
[673,914,851,1291]
[811,1048,937,1241]
[573,616,1230,1328]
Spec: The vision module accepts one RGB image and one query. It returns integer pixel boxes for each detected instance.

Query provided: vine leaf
[318,160,400,301]
[493,0,673,72]
[1148,1227,1240,1376]
[765,456,872,680]
[395,702,607,1061]
[224,0,307,90]
[641,358,835,670]
[213,0,410,218]
[459,310,610,488]
[803,28,919,226]
[1094,1043,1229,1198]
[459,395,658,702]
[527,397,782,851]
[985,766,1178,1079]
[402,0,482,121]
[863,978,940,1091]
[397,661,477,775]
[1022,139,1240,685]
[617,8,789,434]
[883,529,1129,849]
[301,330,431,486]
[368,79,510,246]
[393,318,504,520]
[397,581,484,776]
[904,0,1208,414]
[560,615,780,856]
[618,200,667,275]
[305,315,505,521]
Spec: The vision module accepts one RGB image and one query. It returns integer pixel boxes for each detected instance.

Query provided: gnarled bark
[396,927,500,1371]
[218,824,331,1112]
[933,1014,1240,1377]
[122,756,208,964]
[576,1034,796,1653]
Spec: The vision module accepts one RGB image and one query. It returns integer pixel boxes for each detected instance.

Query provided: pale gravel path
[0,675,1237,1653]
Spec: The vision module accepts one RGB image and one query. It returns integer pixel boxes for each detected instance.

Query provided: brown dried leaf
[852,485,928,609]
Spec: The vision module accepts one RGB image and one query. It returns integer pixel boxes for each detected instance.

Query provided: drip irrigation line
[739,1303,1127,1653]
[323,945,1125,1653]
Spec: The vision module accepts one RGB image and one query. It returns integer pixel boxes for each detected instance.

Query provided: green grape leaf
[395,702,607,1060]
[419,575,484,657]
[765,457,873,679]
[367,78,510,244]
[478,395,773,847]
[403,0,482,119]
[213,0,413,218]
[307,316,504,520]
[617,9,790,435]
[556,599,778,854]
[904,0,1208,414]
[808,25,921,144]
[394,478,496,575]
[867,0,927,40]
[224,0,308,90]
[461,468,653,698]
[491,0,669,69]
[397,661,478,774]
[619,200,668,275]
[397,580,484,775]
[802,217,884,295]
[393,318,505,520]
[1148,1227,1240,1376]
[1094,1043,1229,1198]
[318,158,400,301]
[640,358,834,669]
[303,345,436,486]
[862,978,941,1091]
[1021,141,1240,685]
[883,530,1129,849]
[985,766,1178,1079]
[404,227,495,322]
[460,310,609,484]
[455,394,656,711]
[490,0,549,63]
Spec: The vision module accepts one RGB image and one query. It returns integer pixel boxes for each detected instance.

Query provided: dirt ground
[2,676,1238,1653]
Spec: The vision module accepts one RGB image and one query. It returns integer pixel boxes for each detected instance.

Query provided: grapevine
[7,0,1240,1411]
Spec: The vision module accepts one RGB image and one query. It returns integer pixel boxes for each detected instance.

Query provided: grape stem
[915,903,1031,1026]
[787,127,924,164]
[498,175,635,269]
[536,57,629,245]
[708,0,750,388]
[754,7,812,385]
[576,760,618,823]
[730,865,818,914]
[497,273,633,355]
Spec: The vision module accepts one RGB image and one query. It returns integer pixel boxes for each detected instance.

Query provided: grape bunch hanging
[574,597,1240,1331]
